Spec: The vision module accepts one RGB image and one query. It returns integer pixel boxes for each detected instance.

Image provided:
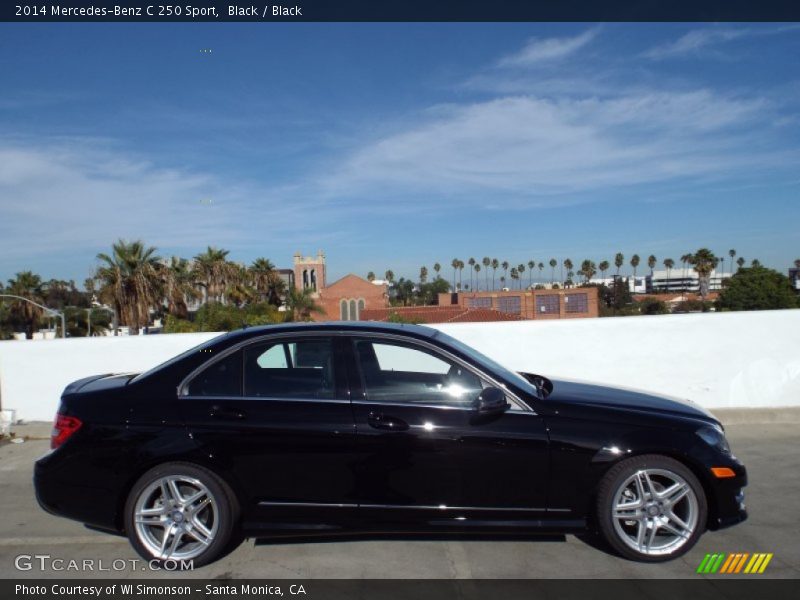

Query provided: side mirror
[473,386,510,416]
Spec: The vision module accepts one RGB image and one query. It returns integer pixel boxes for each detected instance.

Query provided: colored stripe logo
[696,552,773,574]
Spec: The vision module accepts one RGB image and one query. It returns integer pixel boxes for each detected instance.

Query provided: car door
[345,334,550,526]
[179,334,359,523]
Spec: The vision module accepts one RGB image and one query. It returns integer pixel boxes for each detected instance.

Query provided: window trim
[177,330,533,413]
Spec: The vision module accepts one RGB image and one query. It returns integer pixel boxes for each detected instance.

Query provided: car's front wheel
[124,462,238,568]
[596,454,707,562]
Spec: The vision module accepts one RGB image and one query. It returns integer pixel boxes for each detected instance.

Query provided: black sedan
[35,322,747,566]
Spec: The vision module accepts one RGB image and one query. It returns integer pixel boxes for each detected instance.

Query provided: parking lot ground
[1,415,798,579]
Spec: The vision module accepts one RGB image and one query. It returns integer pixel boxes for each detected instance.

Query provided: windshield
[431,330,540,397]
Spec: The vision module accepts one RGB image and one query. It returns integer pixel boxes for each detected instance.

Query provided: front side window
[244,338,335,399]
[354,339,483,406]
[186,350,242,397]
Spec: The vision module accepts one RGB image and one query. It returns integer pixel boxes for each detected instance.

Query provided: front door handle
[367,412,409,432]
[209,405,246,420]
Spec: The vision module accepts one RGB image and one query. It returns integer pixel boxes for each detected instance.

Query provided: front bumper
[706,459,748,530]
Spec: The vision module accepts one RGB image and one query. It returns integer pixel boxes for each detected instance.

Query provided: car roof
[221,321,440,343]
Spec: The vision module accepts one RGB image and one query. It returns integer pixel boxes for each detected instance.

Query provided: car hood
[546,378,718,423]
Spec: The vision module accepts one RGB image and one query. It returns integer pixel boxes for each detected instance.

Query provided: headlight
[696,423,731,454]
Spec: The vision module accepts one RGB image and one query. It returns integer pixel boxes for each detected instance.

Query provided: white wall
[1,310,798,422]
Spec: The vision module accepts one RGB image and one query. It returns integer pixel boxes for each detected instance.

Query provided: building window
[358,298,365,313]
[536,294,560,314]
[340,299,348,321]
[467,297,492,309]
[497,296,521,314]
[565,293,589,313]
[349,299,357,321]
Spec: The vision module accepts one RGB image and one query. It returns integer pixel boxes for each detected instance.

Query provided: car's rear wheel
[596,454,707,562]
[124,462,237,568]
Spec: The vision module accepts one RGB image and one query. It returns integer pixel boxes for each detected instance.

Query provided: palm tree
[226,265,256,308]
[728,249,736,276]
[96,240,163,335]
[164,257,201,318]
[193,246,235,304]
[663,258,675,293]
[419,266,428,284]
[527,260,535,288]
[751,259,762,267]
[537,262,544,284]
[491,258,499,290]
[384,270,395,285]
[689,248,717,299]
[549,258,557,284]
[598,260,609,281]
[614,253,624,276]
[285,287,324,322]
[648,255,657,277]
[481,257,490,290]
[468,258,476,291]
[502,261,510,284]
[458,260,465,291]
[517,264,526,289]
[580,260,597,284]
[510,267,519,289]
[737,257,746,271]
[433,263,441,279]
[500,275,506,289]
[474,263,481,290]
[563,259,573,286]
[5,271,46,339]
[367,271,376,282]
[451,258,459,291]
[630,255,640,283]
[249,257,283,305]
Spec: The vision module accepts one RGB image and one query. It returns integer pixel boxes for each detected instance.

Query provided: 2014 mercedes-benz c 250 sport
[35,322,747,567]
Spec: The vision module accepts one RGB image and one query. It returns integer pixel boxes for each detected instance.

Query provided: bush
[638,298,670,315]
[716,266,798,311]
[164,302,285,333]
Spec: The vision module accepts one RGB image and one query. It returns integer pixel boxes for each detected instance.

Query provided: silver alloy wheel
[611,468,699,556]
[133,475,219,560]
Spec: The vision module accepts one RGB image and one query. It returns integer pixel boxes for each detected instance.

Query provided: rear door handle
[209,405,246,420]
[367,412,409,432]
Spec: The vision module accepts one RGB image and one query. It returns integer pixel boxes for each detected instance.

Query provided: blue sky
[1,23,798,286]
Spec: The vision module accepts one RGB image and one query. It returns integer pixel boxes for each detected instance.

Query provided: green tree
[630,254,640,282]
[527,260,535,288]
[165,256,201,318]
[419,266,428,284]
[482,257,491,290]
[502,261,510,286]
[4,271,46,339]
[491,258,499,290]
[433,263,441,278]
[549,258,557,284]
[249,257,284,306]
[286,287,325,321]
[614,253,624,276]
[728,249,737,275]
[193,246,235,304]
[663,258,675,293]
[648,254,657,276]
[468,258,476,291]
[580,260,597,284]
[451,258,459,291]
[384,270,395,284]
[510,267,519,288]
[688,248,717,299]
[367,271,376,282]
[716,266,798,311]
[598,260,610,281]
[96,240,163,335]
[563,259,573,285]
[474,263,482,290]
[517,264,525,289]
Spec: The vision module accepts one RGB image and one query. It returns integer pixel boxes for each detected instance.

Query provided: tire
[596,454,707,562]
[124,462,239,568]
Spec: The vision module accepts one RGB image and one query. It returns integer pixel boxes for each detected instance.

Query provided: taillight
[51,414,82,449]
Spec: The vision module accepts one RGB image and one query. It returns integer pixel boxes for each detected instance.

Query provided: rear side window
[186,351,242,396]
[244,338,335,399]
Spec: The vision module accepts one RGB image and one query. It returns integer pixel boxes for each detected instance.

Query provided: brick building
[437,288,599,320]
[317,274,389,321]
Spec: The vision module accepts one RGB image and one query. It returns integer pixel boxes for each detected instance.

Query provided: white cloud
[498,29,598,67]
[320,90,788,203]
[645,25,800,60]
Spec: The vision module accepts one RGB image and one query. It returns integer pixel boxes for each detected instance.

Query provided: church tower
[293,250,326,294]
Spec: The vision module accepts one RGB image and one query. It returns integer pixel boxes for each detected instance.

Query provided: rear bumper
[34,455,122,532]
